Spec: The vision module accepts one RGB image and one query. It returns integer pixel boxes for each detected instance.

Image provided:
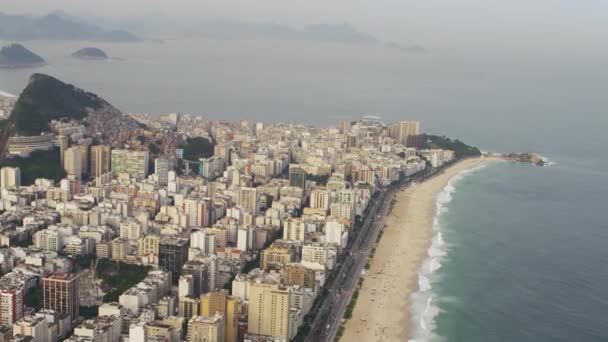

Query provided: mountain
[0,44,46,68]
[72,47,108,60]
[3,74,139,142]
[0,12,140,41]
[187,19,378,43]
[11,74,104,135]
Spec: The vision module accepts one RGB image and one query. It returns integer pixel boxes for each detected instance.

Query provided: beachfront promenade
[342,157,491,341]
[305,160,456,341]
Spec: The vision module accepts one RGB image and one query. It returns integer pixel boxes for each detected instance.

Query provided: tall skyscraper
[389,120,420,146]
[77,144,89,175]
[111,149,150,179]
[0,281,25,326]
[288,164,307,189]
[154,158,175,186]
[200,289,238,342]
[63,146,82,179]
[0,167,21,189]
[90,145,111,177]
[247,282,291,340]
[184,198,211,227]
[159,237,190,284]
[236,187,259,215]
[339,119,349,134]
[56,135,69,165]
[43,273,80,324]
[346,134,357,149]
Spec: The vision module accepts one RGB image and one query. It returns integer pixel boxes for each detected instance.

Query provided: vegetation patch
[95,259,150,302]
[179,137,214,161]
[418,134,481,158]
[0,148,65,184]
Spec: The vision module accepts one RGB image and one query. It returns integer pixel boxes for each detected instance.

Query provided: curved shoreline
[342,157,496,341]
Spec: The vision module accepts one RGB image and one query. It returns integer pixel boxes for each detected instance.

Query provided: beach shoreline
[342,157,494,341]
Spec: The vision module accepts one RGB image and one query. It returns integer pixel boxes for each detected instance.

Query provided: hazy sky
[3,0,608,50]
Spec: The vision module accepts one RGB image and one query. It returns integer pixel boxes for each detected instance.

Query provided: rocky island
[493,152,547,166]
[72,47,108,60]
[0,43,46,68]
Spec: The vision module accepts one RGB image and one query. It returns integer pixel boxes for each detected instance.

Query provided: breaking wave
[408,163,488,342]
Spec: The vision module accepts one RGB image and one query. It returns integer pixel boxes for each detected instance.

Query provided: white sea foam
[537,154,556,166]
[408,162,490,342]
[0,90,16,98]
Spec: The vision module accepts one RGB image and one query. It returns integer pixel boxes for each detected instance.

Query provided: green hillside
[11,73,104,135]
[420,134,481,158]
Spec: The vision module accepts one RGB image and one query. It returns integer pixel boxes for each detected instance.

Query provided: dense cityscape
[0,92,458,342]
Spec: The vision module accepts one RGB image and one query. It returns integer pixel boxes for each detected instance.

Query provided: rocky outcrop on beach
[499,153,546,166]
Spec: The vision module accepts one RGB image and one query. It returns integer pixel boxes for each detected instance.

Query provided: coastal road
[306,183,402,342]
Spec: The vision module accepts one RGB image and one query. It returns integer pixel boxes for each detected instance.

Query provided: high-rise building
[42,273,80,324]
[159,237,190,284]
[200,290,238,342]
[309,188,330,211]
[56,135,69,165]
[178,296,200,322]
[283,264,317,289]
[389,120,420,146]
[33,229,63,252]
[187,313,225,342]
[77,144,89,175]
[260,246,292,271]
[12,315,49,341]
[288,164,306,189]
[236,187,259,215]
[247,282,291,340]
[325,220,346,247]
[184,198,211,227]
[339,119,349,134]
[90,145,111,177]
[182,260,207,297]
[283,218,305,242]
[111,238,128,261]
[63,146,82,179]
[190,229,216,256]
[0,281,25,326]
[346,134,357,149]
[154,158,175,186]
[137,235,160,262]
[111,149,149,179]
[0,166,21,189]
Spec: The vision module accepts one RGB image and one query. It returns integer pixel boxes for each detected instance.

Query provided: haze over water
[1,37,607,159]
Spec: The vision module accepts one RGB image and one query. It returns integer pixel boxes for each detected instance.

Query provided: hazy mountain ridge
[0,12,140,41]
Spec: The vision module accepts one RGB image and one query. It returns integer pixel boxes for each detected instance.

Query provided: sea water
[411,158,608,342]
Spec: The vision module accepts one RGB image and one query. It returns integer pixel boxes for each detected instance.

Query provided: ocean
[411,156,608,342]
[1,38,607,341]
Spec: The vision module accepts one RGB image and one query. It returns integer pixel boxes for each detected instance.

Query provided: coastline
[0,89,16,98]
[342,157,495,341]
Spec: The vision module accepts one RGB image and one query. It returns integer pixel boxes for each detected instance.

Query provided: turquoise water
[413,158,608,342]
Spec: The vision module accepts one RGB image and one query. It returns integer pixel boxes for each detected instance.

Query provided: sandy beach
[342,157,493,341]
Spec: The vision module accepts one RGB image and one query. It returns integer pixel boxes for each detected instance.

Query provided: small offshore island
[0,43,46,68]
[72,47,109,60]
